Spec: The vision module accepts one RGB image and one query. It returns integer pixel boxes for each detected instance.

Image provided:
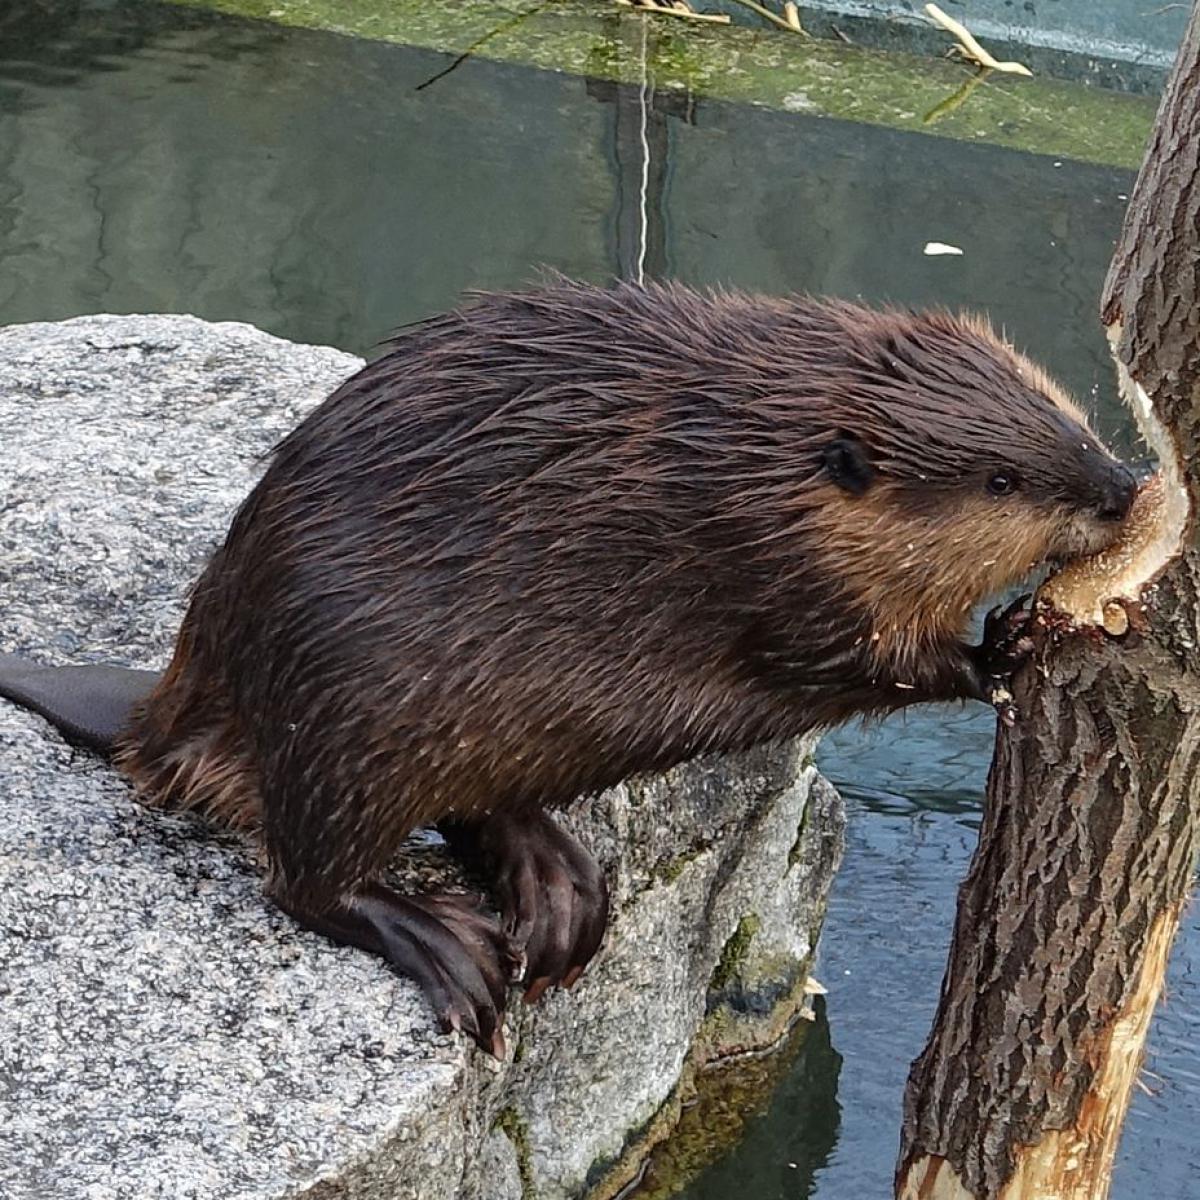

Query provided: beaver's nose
[1097,466,1137,523]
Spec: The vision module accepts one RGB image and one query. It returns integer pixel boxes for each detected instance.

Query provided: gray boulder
[0,315,844,1200]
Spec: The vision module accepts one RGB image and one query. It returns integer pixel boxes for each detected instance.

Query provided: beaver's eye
[987,472,1018,497]
[822,435,874,497]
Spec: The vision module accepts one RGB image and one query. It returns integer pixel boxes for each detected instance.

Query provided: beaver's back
[119,284,864,844]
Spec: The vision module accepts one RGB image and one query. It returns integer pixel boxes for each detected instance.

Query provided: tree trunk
[894,6,1200,1197]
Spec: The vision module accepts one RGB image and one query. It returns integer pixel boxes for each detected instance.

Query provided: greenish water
[0,4,1194,1198]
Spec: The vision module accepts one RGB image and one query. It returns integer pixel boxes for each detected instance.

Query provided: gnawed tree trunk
[894,7,1200,1198]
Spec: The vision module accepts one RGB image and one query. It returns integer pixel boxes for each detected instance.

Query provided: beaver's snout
[1095,465,1137,524]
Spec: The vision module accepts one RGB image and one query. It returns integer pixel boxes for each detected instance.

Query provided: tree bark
[895,6,1200,1198]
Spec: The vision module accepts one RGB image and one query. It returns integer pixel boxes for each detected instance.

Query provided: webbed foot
[276,883,519,1057]
[444,810,609,1003]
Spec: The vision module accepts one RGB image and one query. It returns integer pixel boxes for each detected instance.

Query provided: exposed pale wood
[899,909,1181,1200]
[897,1154,973,1199]
[1039,470,1185,627]
[1003,907,1182,1198]
[895,3,1200,1197]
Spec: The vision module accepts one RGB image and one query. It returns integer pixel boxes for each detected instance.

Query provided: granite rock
[0,315,844,1200]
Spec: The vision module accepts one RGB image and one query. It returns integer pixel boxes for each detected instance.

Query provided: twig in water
[924,3,1032,75]
[725,0,808,35]
[615,0,731,23]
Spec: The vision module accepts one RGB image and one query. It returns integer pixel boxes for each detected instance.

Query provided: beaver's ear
[822,435,874,496]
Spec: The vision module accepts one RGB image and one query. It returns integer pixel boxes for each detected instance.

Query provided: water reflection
[0,1,1139,457]
[807,715,1200,1200]
[654,1002,841,1200]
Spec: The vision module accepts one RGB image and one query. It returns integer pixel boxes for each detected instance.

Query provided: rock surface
[0,315,845,1200]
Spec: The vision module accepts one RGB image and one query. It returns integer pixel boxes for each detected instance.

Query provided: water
[0,4,1195,1197]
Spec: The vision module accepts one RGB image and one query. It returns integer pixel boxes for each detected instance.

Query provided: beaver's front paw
[972,595,1036,725]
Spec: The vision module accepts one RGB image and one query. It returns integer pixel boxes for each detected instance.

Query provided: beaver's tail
[0,654,160,755]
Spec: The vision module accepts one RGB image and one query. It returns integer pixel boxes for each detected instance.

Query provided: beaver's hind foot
[276,883,518,1057]
[445,810,609,1004]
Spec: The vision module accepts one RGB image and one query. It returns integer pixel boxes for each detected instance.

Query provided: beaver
[0,278,1136,1056]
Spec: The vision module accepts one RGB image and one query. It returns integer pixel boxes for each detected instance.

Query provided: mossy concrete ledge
[170,0,1157,169]
[0,314,846,1200]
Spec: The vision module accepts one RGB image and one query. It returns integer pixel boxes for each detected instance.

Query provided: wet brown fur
[114,278,1132,911]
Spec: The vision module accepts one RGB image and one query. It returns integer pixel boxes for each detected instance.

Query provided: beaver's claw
[441,809,609,1003]
[972,595,1036,723]
[276,883,519,1058]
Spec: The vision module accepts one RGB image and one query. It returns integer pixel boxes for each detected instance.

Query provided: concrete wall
[805,0,1186,65]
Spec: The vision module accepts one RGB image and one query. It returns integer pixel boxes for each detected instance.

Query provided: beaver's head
[807,306,1136,661]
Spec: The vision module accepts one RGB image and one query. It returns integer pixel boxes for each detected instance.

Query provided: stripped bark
[895,5,1200,1196]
